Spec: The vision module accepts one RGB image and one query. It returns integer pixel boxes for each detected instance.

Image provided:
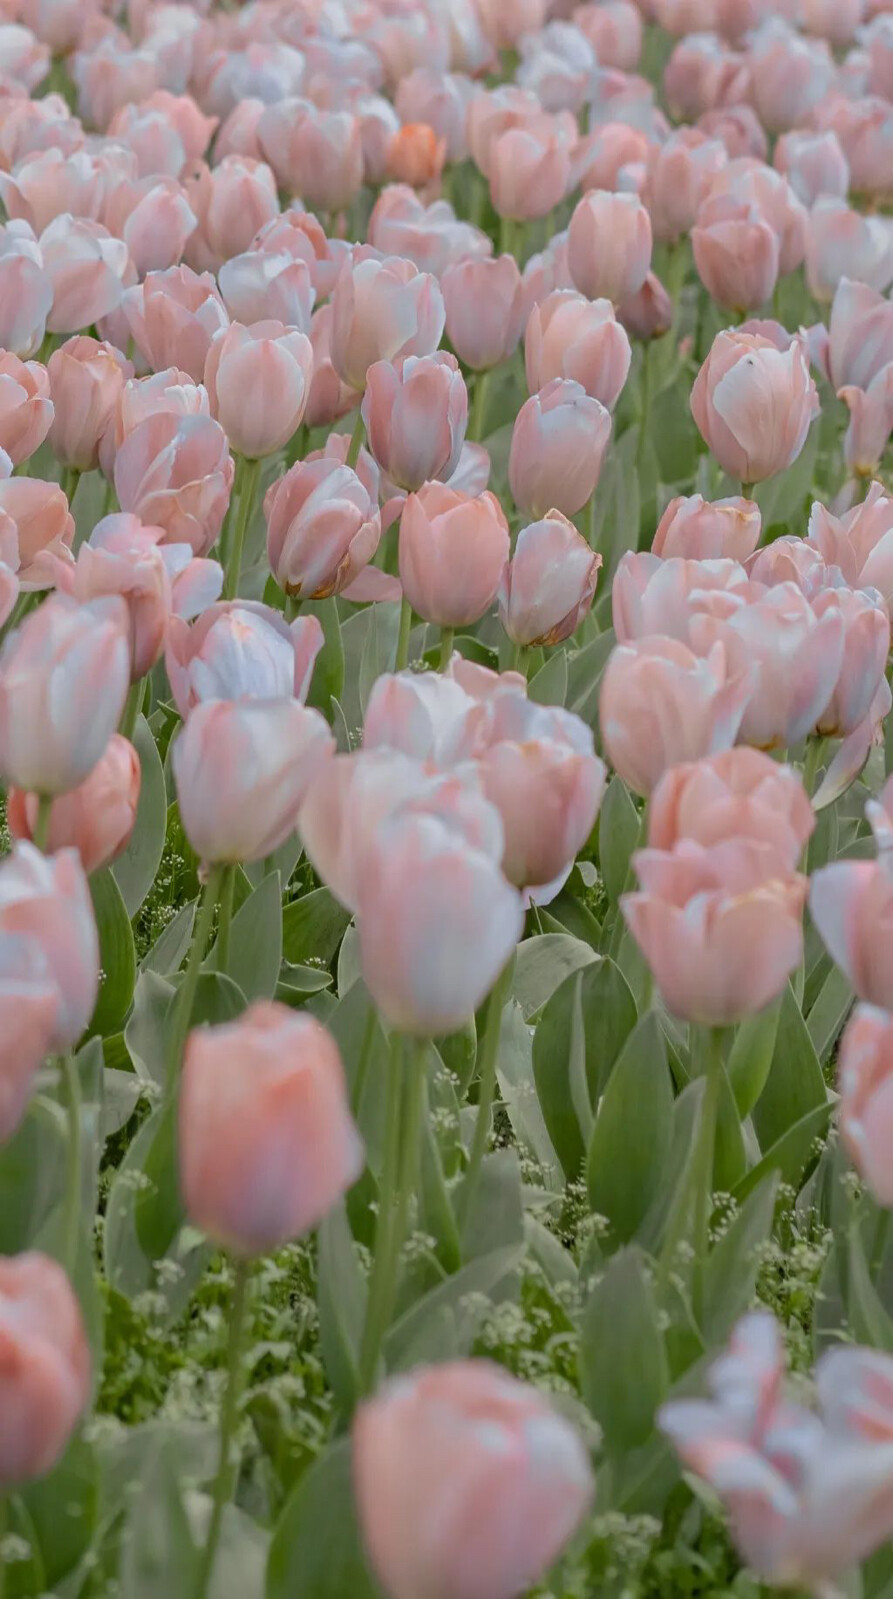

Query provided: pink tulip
[362,354,467,493]
[0,148,105,237]
[774,130,850,207]
[386,123,446,191]
[840,366,893,478]
[806,200,893,302]
[0,476,73,588]
[106,104,186,179]
[748,23,834,133]
[816,95,893,203]
[354,1360,593,1599]
[648,747,814,869]
[257,102,363,214]
[203,321,312,460]
[488,123,571,223]
[264,456,381,602]
[808,484,893,609]
[139,92,217,161]
[0,243,53,361]
[509,378,612,520]
[40,215,128,335]
[664,35,750,122]
[525,291,631,412]
[827,278,893,393]
[692,194,779,314]
[653,494,761,561]
[123,265,229,385]
[180,1001,362,1256]
[165,600,323,717]
[616,272,674,342]
[8,734,140,874]
[300,306,357,433]
[499,512,600,647]
[181,155,279,274]
[698,106,768,163]
[440,255,525,373]
[812,857,893,1007]
[103,175,197,279]
[0,1252,90,1488]
[0,353,52,467]
[46,335,130,473]
[399,484,509,629]
[612,552,750,645]
[600,636,751,797]
[395,69,473,164]
[0,844,98,1048]
[691,329,818,485]
[574,2,643,69]
[802,0,866,42]
[331,254,445,393]
[100,367,210,480]
[114,411,233,558]
[173,698,333,865]
[570,121,651,198]
[812,583,891,740]
[838,1006,893,1207]
[217,249,314,333]
[712,162,808,277]
[567,189,652,303]
[362,669,498,769]
[0,927,60,1142]
[644,127,727,244]
[366,189,491,280]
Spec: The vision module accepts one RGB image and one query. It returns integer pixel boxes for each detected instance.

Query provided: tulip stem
[740,481,754,500]
[691,1026,725,1323]
[61,465,81,510]
[639,342,652,439]
[33,794,53,853]
[438,627,454,671]
[345,410,366,471]
[61,1053,82,1276]
[470,369,491,443]
[394,596,413,671]
[118,679,144,742]
[166,864,225,1093]
[195,1258,251,1599]
[224,455,261,602]
[459,956,515,1240]
[215,865,235,972]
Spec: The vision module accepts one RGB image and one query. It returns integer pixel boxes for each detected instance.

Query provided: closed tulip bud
[568,190,652,304]
[489,125,571,223]
[387,124,447,190]
[354,1361,594,1599]
[0,352,52,467]
[644,127,728,244]
[0,595,129,796]
[182,155,279,276]
[612,552,750,645]
[616,272,673,342]
[692,195,780,314]
[0,844,98,1049]
[218,250,315,334]
[399,485,509,629]
[331,254,445,393]
[0,249,53,359]
[653,494,761,561]
[203,321,312,461]
[395,71,472,164]
[649,747,814,867]
[812,855,893,1010]
[441,255,526,373]
[9,733,140,874]
[838,1006,893,1207]
[600,636,752,797]
[749,24,834,134]
[499,512,600,647]
[774,130,850,207]
[362,669,496,768]
[257,103,364,214]
[827,279,893,394]
[264,457,381,601]
[691,330,818,484]
[100,368,210,481]
[123,265,229,386]
[0,475,73,587]
[575,1,643,69]
[509,378,611,520]
[0,930,59,1142]
[806,200,893,304]
[811,585,890,738]
[173,698,333,865]
[104,176,197,280]
[840,367,893,479]
[362,354,467,492]
[115,412,234,558]
[165,600,323,717]
[180,1002,363,1256]
[0,1252,90,1488]
[47,335,130,473]
[40,216,128,336]
[525,291,631,411]
[303,305,357,432]
[808,485,893,606]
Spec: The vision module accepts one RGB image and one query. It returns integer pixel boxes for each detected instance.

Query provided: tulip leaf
[751,983,828,1154]
[497,998,562,1188]
[212,871,282,1002]
[847,1220,893,1354]
[566,631,616,728]
[385,1242,524,1372]
[598,776,641,905]
[282,887,351,968]
[733,1099,833,1205]
[104,1103,209,1314]
[727,1001,781,1120]
[587,1012,673,1245]
[580,1246,668,1453]
[512,933,597,1019]
[143,900,197,976]
[20,1434,99,1588]
[113,713,168,917]
[533,958,637,1178]
[119,1437,200,1599]
[528,648,568,707]
[316,1200,368,1413]
[266,1440,378,1599]
[89,866,137,1038]
[701,1172,779,1349]
[303,597,344,718]
[0,1100,65,1254]
[807,964,854,1067]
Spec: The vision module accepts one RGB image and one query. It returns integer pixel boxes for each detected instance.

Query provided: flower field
[1,0,893,1594]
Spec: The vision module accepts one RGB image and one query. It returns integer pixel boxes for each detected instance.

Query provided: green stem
[223,456,261,601]
[394,595,413,672]
[195,1260,251,1599]
[872,1209,892,1279]
[692,1026,725,1323]
[166,865,225,1092]
[351,1006,377,1118]
[345,410,365,471]
[215,865,235,972]
[438,626,455,672]
[740,481,754,501]
[459,958,514,1234]
[498,214,515,259]
[639,342,652,440]
[118,679,144,742]
[61,465,81,509]
[470,369,491,443]
[0,1496,6,1599]
[61,1053,82,1276]
[33,794,53,852]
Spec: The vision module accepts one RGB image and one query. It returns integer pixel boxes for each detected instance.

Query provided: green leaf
[727,1002,781,1120]
[566,631,615,726]
[752,983,828,1153]
[497,999,561,1187]
[733,1099,833,1205]
[701,1173,779,1348]
[0,1100,65,1254]
[104,1103,209,1313]
[386,1242,524,1371]
[533,959,637,1179]
[126,969,175,1086]
[303,597,344,717]
[598,777,641,905]
[266,1440,378,1599]
[113,713,168,916]
[461,1147,524,1262]
[512,933,597,1020]
[587,1013,674,1244]
[120,1438,200,1598]
[580,1246,668,1453]
[528,648,568,707]
[848,1220,893,1352]
[89,866,137,1037]
[316,1200,368,1412]
[282,888,351,967]
[214,871,283,1001]
[21,1434,98,1587]
[143,901,196,976]
[807,965,854,1066]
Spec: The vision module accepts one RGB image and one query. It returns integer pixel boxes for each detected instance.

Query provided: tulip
[612,553,750,645]
[567,190,652,304]
[354,1360,594,1599]
[499,512,600,647]
[808,484,893,608]
[811,856,893,1008]
[0,1252,90,1489]
[165,601,323,717]
[600,636,751,797]
[838,1006,893,1207]
[302,306,357,433]
[0,844,98,1049]
[203,321,312,461]
[525,291,631,412]
[617,273,674,342]
[817,95,893,203]
[0,926,59,1142]
[180,1001,363,1256]
[476,0,547,49]
[387,124,447,191]
[40,216,128,336]
[488,124,571,223]
[649,747,814,868]
[331,254,445,393]
[748,23,835,134]
[691,330,818,486]
[9,734,140,874]
[182,155,279,275]
[362,670,494,769]
[173,698,333,865]
[0,247,53,360]
[0,353,52,467]
[713,162,809,278]
[478,710,607,892]
[217,250,315,334]
[441,256,526,373]
[104,176,197,280]
[100,368,210,480]
[264,457,381,601]
[395,70,472,164]
[509,378,611,520]
[0,476,74,588]
[840,367,893,479]
[653,494,761,562]
[827,279,893,394]
[257,103,364,214]
[114,412,234,558]
[774,130,850,207]
[123,265,229,386]
[664,37,750,124]
[575,2,643,69]
[362,354,467,493]
[46,335,129,473]
[644,128,727,244]
[692,195,779,314]
[399,485,509,629]
[0,148,105,238]
[806,200,893,303]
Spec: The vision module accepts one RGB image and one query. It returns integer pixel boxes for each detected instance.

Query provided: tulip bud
[123,265,230,385]
[9,734,140,874]
[0,933,59,1143]
[399,485,509,628]
[509,378,611,519]
[362,354,467,492]
[567,189,652,303]
[811,857,893,1009]
[114,412,234,558]
[837,1005,893,1207]
[489,125,571,223]
[0,247,53,360]
[691,329,818,484]
[0,474,73,585]
[0,352,53,466]
[165,601,324,717]
[525,291,631,411]
[264,457,381,601]
[653,494,761,561]
[499,511,600,646]
[204,321,312,460]
[441,255,525,373]
[692,195,780,314]
[257,103,364,214]
[0,844,98,1049]
[40,216,128,335]
[0,1252,90,1488]
[182,155,279,275]
[47,335,130,472]
[331,254,444,393]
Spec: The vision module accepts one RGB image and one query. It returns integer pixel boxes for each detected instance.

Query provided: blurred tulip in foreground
[0,353,52,466]
[399,485,509,628]
[0,844,98,1049]
[811,857,893,1009]
[653,494,761,561]
[509,378,611,520]
[499,512,600,647]
[8,735,140,874]
[0,1252,90,1489]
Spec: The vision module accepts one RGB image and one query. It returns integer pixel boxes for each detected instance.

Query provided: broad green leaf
[701,1173,779,1348]
[733,1099,833,1204]
[528,648,568,707]
[125,969,174,1086]
[113,713,168,916]
[21,1434,98,1587]
[89,867,137,1037]
[727,1002,781,1120]
[512,933,597,1020]
[848,1220,893,1353]
[460,1147,524,1262]
[104,1105,209,1313]
[303,597,344,716]
[533,959,637,1178]
[0,1100,64,1254]
[587,1013,673,1244]
[267,1441,377,1599]
[316,1200,368,1413]
[566,631,615,726]
[386,1242,524,1371]
[119,1438,199,1599]
[213,871,283,1002]
[807,965,854,1067]
[282,887,351,967]
[102,1067,144,1139]
[143,900,197,976]
[580,1247,668,1453]
[752,982,828,1153]
[498,999,561,1187]
[598,777,641,905]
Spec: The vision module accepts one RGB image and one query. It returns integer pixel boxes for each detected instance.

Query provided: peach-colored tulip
[692,195,780,313]
[258,102,364,213]
[838,1005,893,1207]
[367,187,491,280]
[0,148,105,237]
[106,104,186,179]
[217,249,314,334]
[165,600,323,717]
[0,1252,89,1488]
[806,200,893,303]
[180,1001,362,1256]
[354,1360,593,1599]
[395,69,472,164]
[600,636,751,797]
[180,154,279,275]
[774,130,850,207]
[203,321,312,460]
[136,91,217,163]
[114,411,233,558]
[648,747,814,868]
[0,931,59,1142]
[9,734,140,874]
[173,698,333,865]
[840,367,893,478]
[103,175,198,279]
[568,189,652,303]
[509,378,611,520]
[0,352,52,467]
[0,844,98,1049]
[826,279,893,394]
[362,354,467,492]
[441,255,525,373]
[612,552,750,645]
[810,584,890,739]
[100,367,209,479]
[808,484,893,609]
[528,292,631,412]
[46,335,129,473]
[812,855,893,1009]
[0,594,129,795]
[331,253,445,393]
[399,484,509,629]
[653,494,761,562]
[691,329,818,484]
[574,1,643,69]
[488,123,571,223]
[499,512,600,647]
[362,669,496,769]
[570,121,650,199]
[816,95,893,204]
[467,85,547,178]
[387,123,446,190]
[664,36,750,123]
[0,242,53,361]
[40,215,128,335]
[712,162,808,277]
[617,272,674,342]
[644,127,727,243]
[123,265,229,385]
[748,23,834,134]
[264,456,381,601]
[0,476,73,588]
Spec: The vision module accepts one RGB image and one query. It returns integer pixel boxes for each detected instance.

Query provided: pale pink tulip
[0,933,58,1143]
[644,127,727,244]
[810,584,891,738]
[570,121,651,198]
[182,155,279,275]
[499,512,600,647]
[99,367,210,480]
[806,200,893,302]
[567,189,652,303]
[692,195,779,314]
[574,2,643,70]
[362,354,466,493]
[441,255,525,372]
[367,187,491,281]
[0,1252,89,1488]
[774,130,850,207]
[331,254,445,393]
[475,0,547,50]
[0,25,49,93]
[40,215,129,334]
[612,553,750,644]
[302,305,357,432]
[509,378,612,519]
[9,734,140,874]
[46,335,129,472]
[812,857,893,1007]
[698,105,767,163]
[489,124,571,223]
[525,291,631,411]
[165,600,323,717]
[838,1006,893,1207]
[0,844,98,1049]
[648,747,814,869]
[264,457,381,601]
[252,209,337,300]
[203,321,311,460]
[840,366,893,478]
[362,670,496,769]
[748,23,835,134]
[826,278,893,393]
[664,36,749,123]
[103,176,197,279]
[0,353,52,467]
[0,242,53,360]
[691,330,818,485]
[653,494,761,561]
[70,39,157,131]
[816,95,893,204]
[123,265,229,385]
[0,477,73,588]
[399,484,509,629]
[114,411,233,557]
[617,272,674,341]
[808,485,893,609]
[0,148,105,238]
[217,250,314,334]
[258,101,363,213]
